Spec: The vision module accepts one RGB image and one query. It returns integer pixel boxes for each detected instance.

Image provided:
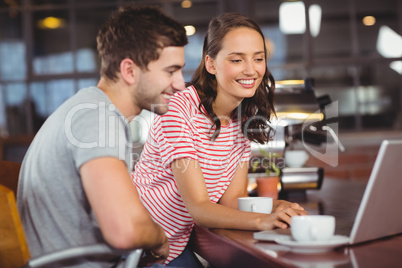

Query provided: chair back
[0,160,22,196]
[0,185,31,268]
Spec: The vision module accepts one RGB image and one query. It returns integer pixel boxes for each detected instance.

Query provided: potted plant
[250,150,282,199]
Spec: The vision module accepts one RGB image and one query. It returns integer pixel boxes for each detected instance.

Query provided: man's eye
[231,59,241,63]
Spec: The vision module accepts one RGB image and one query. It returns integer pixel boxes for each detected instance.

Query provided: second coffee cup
[238,197,273,214]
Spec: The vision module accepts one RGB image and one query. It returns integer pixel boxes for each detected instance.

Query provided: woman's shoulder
[169,85,201,115]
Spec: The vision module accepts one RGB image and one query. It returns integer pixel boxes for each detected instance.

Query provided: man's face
[134,46,186,115]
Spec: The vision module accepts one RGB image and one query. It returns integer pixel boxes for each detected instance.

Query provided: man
[17,4,187,267]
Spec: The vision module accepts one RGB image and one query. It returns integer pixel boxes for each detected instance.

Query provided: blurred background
[0,0,401,180]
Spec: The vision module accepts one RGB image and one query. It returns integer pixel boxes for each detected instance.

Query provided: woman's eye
[231,59,242,63]
[255,58,264,62]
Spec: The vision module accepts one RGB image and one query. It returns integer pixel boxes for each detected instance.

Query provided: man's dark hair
[97,4,188,81]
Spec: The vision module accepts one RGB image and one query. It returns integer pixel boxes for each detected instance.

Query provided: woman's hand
[273,199,306,214]
[258,200,308,229]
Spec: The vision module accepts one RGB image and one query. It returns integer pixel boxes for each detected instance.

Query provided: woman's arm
[218,160,307,216]
[217,161,249,209]
[171,158,307,231]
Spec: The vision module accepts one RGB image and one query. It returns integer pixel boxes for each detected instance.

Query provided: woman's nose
[243,61,256,75]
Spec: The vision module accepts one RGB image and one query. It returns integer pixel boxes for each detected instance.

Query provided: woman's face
[206,27,266,102]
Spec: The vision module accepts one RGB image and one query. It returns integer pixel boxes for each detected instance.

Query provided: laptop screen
[349,139,402,244]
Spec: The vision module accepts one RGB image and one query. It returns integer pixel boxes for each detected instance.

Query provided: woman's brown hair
[190,12,276,144]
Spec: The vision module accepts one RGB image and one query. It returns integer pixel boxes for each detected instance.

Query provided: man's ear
[205,55,217,75]
[120,58,138,84]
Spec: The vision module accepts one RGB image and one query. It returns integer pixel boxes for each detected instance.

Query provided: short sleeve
[154,97,199,169]
[67,103,130,170]
[241,139,252,162]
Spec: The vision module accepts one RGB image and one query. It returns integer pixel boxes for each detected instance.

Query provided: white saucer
[275,235,350,254]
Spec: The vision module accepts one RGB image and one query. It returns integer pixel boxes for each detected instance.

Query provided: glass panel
[30,79,75,119]
[78,78,98,89]
[0,85,7,136]
[311,0,352,59]
[75,7,114,73]
[32,10,73,74]
[4,82,28,135]
[0,41,26,81]
[263,25,292,67]
[183,28,206,82]
[283,34,304,62]
[360,62,401,130]
[0,11,26,81]
[29,82,47,131]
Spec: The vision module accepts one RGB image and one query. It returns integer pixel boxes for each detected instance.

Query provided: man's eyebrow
[165,64,185,70]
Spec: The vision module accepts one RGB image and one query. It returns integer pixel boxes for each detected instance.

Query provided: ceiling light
[279,1,306,34]
[376,25,402,58]
[309,4,322,37]
[37,17,66,29]
[279,2,321,37]
[390,61,402,75]
[362,16,376,26]
[184,25,196,36]
[181,0,192,8]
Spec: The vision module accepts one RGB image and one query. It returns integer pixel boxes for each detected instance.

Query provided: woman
[132,12,307,266]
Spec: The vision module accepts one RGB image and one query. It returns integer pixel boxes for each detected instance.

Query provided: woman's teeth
[238,79,254,85]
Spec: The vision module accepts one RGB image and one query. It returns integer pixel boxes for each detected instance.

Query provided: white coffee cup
[291,215,335,242]
[238,197,273,214]
[285,150,309,168]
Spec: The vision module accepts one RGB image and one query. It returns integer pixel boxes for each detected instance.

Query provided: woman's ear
[205,55,217,75]
[120,58,138,84]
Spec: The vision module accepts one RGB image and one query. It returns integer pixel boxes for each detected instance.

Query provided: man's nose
[173,71,186,92]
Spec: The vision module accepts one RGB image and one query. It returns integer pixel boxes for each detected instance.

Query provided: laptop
[254,139,402,245]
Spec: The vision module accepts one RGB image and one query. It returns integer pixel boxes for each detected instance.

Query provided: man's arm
[80,157,168,258]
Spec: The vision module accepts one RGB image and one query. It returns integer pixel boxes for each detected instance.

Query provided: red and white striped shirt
[132,86,251,263]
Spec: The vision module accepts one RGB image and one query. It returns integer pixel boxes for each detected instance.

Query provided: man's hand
[139,239,169,266]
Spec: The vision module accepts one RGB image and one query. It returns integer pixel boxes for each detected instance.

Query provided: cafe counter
[189,178,402,267]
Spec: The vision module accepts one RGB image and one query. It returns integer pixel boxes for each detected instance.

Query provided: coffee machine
[248,78,344,198]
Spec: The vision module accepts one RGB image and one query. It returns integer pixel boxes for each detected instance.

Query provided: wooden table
[190,178,402,267]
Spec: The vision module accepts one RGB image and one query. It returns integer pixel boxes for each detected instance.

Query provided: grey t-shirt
[17,87,133,267]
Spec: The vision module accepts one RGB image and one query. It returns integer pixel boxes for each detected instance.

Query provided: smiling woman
[205,27,266,102]
[132,12,307,267]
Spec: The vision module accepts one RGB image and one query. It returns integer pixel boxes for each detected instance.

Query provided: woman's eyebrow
[228,51,265,56]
